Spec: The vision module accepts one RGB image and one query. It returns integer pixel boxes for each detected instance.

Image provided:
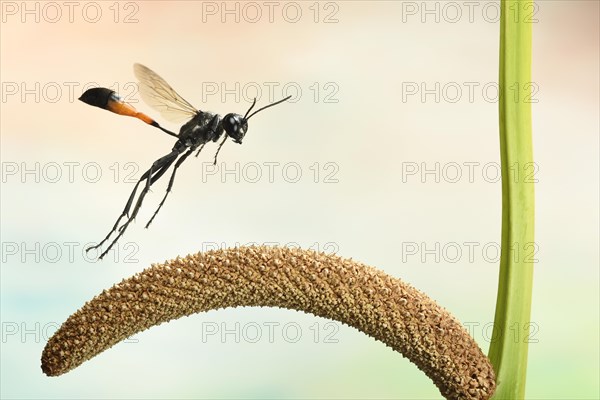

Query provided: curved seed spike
[41,246,495,400]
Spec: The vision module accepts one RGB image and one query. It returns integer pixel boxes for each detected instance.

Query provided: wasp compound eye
[223,113,248,144]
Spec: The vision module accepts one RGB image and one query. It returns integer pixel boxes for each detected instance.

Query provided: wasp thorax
[223,113,248,144]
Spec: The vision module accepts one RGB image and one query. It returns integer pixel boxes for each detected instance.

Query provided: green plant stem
[489,0,535,398]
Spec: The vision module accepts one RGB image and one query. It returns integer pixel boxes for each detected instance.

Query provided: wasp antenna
[243,98,257,119]
[246,96,291,120]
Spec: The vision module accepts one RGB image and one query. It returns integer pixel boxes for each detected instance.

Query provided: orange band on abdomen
[106,98,155,125]
[134,112,154,125]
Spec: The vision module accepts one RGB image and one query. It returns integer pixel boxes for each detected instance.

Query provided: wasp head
[222,113,248,144]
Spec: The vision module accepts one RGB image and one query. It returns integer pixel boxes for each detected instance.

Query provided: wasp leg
[87,151,178,259]
[212,135,228,165]
[98,154,177,260]
[116,157,173,233]
[195,115,220,158]
[194,143,205,158]
[85,169,151,254]
[97,155,177,260]
[145,148,195,228]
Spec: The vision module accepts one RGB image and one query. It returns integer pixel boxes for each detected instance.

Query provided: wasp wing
[133,63,199,123]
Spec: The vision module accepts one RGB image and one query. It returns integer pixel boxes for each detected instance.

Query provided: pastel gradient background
[1,1,598,398]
